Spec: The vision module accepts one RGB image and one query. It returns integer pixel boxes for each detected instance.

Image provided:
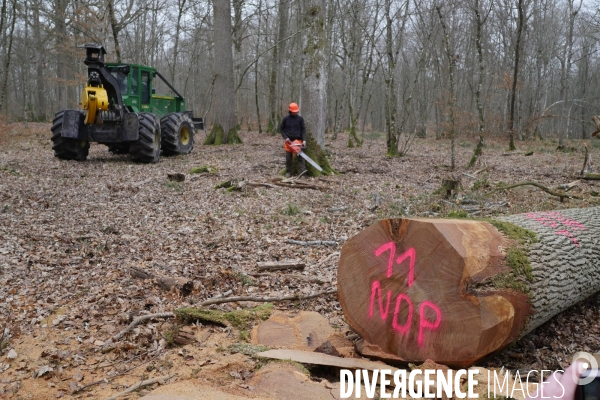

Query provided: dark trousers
[286,152,305,174]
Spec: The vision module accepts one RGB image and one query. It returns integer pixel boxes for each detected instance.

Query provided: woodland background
[0,0,599,154]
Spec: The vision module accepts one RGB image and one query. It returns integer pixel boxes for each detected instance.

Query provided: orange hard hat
[289,102,299,113]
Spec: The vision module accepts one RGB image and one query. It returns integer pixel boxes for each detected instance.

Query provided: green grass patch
[234,272,256,287]
[190,165,217,174]
[282,203,300,216]
[447,209,468,219]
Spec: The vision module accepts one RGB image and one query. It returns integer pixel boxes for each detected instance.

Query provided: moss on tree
[204,124,243,145]
[486,219,538,245]
[467,136,484,169]
[303,135,335,176]
[507,248,533,281]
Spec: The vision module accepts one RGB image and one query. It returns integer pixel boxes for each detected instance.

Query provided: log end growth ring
[337,218,531,367]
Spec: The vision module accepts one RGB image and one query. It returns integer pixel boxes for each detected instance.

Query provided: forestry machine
[51,44,204,163]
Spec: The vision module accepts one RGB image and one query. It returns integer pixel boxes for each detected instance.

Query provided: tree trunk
[108,0,122,63]
[300,0,332,175]
[558,0,579,149]
[170,0,187,83]
[507,0,525,151]
[254,0,263,133]
[0,0,16,112]
[33,0,46,121]
[204,0,241,145]
[338,207,600,367]
[436,5,456,170]
[467,0,486,169]
[267,0,289,134]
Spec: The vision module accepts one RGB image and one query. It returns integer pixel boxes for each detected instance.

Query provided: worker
[280,102,306,177]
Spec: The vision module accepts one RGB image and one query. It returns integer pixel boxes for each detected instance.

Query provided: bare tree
[507,0,528,151]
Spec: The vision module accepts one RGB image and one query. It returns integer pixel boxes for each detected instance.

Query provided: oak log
[337,207,600,367]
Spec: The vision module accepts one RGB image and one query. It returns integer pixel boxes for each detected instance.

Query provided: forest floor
[1,122,600,399]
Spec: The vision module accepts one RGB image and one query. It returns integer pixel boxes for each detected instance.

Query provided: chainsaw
[284,140,323,172]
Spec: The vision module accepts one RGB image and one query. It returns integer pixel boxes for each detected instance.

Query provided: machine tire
[51,110,90,161]
[107,143,130,154]
[129,112,161,163]
[160,112,194,156]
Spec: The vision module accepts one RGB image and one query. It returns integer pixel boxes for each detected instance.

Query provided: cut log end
[338,218,531,367]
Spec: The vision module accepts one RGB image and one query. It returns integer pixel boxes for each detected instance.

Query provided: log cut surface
[338,207,600,367]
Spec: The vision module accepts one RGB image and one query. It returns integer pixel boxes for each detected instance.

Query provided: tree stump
[337,207,600,367]
[439,178,462,198]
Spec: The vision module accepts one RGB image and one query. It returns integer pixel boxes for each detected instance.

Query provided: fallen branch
[198,288,337,307]
[285,239,338,246]
[249,272,326,284]
[556,180,581,192]
[270,177,327,190]
[494,182,579,200]
[104,374,175,400]
[246,181,277,189]
[582,173,600,180]
[282,170,307,183]
[257,260,305,271]
[107,312,175,346]
[104,289,337,348]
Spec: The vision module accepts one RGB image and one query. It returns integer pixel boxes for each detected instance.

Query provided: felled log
[256,260,305,271]
[129,266,194,297]
[338,207,600,367]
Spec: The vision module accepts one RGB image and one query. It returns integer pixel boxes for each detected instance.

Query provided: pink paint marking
[524,212,587,247]
[375,242,396,277]
[374,242,416,286]
[555,230,580,247]
[548,212,586,230]
[369,280,391,320]
[418,301,442,347]
[395,248,416,286]
[392,294,413,334]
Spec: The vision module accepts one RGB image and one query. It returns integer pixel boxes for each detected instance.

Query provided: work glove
[302,141,306,148]
[285,138,291,145]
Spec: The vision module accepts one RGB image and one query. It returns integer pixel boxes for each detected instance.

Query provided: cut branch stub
[337,218,530,367]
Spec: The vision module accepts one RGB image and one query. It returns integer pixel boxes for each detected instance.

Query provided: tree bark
[301,0,328,149]
[436,5,456,170]
[0,0,16,112]
[467,0,487,169]
[108,0,122,63]
[507,0,526,151]
[32,0,46,121]
[205,0,240,145]
[338,207,600,367]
